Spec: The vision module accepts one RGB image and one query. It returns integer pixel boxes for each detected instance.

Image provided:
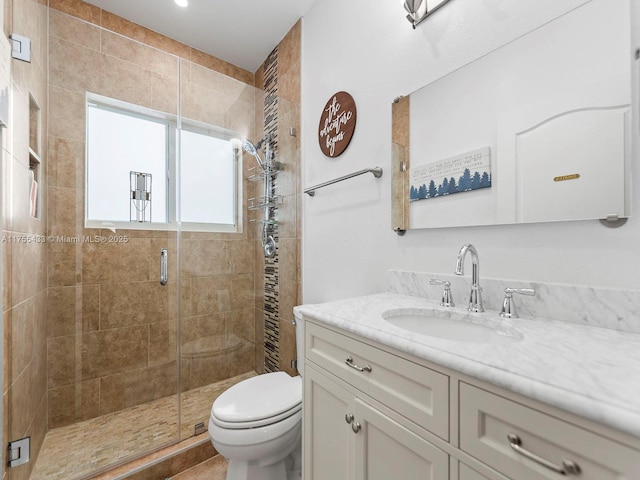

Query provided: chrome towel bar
[304,167,383,196]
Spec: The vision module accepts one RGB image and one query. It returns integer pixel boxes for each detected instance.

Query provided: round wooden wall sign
[318,91,357,158]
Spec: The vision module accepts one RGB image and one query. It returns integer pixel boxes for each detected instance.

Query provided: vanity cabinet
[304,364,449,479]
[302,319,640,480]
[304,365,352,479]
[304,321,449,479]
[459,383,640,479]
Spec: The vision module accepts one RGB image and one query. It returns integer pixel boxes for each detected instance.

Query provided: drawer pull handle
[351,422,361,434]
[345,356,372,373]
[345,413,354,424]
[507,433,581,475]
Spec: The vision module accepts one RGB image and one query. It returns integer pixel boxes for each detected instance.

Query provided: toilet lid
[212,372,302,424]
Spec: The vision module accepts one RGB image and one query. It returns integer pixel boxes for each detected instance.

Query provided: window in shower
[86,100,170,224]
[179,124,239,231]
[85,94,242,232]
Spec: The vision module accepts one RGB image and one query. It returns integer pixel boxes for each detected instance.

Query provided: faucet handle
[430,279,455,307]
[499,287,535,318]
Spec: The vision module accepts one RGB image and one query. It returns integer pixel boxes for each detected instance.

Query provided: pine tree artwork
[409,147,492,202]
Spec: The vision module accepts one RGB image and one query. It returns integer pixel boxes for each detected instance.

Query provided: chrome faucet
[455,244,484,312]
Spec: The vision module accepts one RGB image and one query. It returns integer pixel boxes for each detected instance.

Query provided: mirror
[392,0,633,231]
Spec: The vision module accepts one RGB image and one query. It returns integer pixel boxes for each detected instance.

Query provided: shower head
[241,139,266,170]
[241,139,257,156]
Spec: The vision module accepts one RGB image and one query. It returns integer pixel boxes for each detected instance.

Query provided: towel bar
[304,167,383,196]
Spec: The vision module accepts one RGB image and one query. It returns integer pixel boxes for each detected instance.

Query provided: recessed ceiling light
[175,0,188,7]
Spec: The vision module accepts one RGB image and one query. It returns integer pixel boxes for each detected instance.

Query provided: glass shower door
[177,57,260,440]
[23,11,183,478]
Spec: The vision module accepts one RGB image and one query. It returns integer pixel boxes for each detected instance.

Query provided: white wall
[301,0,640,304]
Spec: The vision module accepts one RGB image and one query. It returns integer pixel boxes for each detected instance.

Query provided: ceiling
[84,0,319,72]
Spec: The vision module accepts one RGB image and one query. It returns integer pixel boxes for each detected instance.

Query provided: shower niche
[28,93,40,218]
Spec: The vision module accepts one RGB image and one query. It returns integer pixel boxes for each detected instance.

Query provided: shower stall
[2,1,301,479]
[34,42,260,480]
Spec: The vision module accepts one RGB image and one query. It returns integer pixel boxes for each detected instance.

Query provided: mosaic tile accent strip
[263,46,280,374]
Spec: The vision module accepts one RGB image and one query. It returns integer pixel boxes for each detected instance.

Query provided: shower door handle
[160,248,168,286]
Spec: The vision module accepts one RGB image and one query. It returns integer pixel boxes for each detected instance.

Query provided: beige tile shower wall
[3,0,49,479]
[46,6,258,433]
[253,50,271,374]
[252,65,266,374]
[253,21,301,377]
[48,0,254,86]
[276,21,301,376]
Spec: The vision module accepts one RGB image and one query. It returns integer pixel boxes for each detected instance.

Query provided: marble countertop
[295,292,640,439]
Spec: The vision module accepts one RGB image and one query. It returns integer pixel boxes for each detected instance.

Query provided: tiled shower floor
[30,372,255,480]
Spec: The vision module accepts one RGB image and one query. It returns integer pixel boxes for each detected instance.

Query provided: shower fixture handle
[160,248,168,286]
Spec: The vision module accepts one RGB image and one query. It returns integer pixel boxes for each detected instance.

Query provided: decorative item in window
[410,147,491,202]
[318,91,357,158]
[130,171,152,222]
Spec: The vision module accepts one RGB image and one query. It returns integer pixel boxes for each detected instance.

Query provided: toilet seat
[211,372,302,429]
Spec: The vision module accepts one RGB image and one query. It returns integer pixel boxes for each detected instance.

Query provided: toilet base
[226,459,285,480]
[225,446,300,480]
[287,444,301,480]
[221,431,301,480]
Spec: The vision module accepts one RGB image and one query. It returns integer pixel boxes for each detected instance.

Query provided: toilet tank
[294,310,305,377]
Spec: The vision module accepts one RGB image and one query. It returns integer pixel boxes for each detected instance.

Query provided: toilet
[208,313,305,480]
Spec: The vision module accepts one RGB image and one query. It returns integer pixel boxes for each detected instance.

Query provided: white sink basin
[381,308,523,344]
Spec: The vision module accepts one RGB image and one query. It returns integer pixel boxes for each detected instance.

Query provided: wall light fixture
[404,0,451,29]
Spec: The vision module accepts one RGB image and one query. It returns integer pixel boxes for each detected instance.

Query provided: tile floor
[172,455,228,480]
[30,372,254,480]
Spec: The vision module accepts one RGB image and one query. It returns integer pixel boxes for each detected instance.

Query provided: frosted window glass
[86,105,168,223]
[180,130,235,225]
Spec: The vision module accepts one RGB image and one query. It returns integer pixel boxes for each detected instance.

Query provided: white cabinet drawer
[306,321,449,440]
[459,382,640,479]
